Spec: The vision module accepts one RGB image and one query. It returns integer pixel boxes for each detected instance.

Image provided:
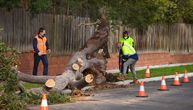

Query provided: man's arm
[46,41,49,50]
[46,40,51,54]
[33,38,39,53]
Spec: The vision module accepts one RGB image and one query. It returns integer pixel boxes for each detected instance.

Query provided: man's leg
[123,58,136,75]
[129,59,137,80]
[41,55,48,75]
[32,53,40,75]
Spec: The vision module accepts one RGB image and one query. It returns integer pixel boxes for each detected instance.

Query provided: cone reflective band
[40,94,48,110]
[183,69,190,83]
[136,81,148,97]
[172,72,181,86]
[145,66,150,78]
[158,76,169,91]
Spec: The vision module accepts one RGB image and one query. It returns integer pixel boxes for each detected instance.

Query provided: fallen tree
[15,14,112,93]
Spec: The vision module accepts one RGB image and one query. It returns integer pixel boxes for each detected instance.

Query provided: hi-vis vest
[119,36,134,47]
[122,40,136,55]
[35,35,47,55]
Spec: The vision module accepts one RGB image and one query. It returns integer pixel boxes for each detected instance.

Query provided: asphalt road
[28,77,193,110]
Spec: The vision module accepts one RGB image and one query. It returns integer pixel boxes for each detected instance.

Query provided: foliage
[0,42,71,109]
[20,91,71,105]
[0,42,19,93]
[0,0,193,29]
[0,42,23,109]
[47,91,72,104]
[28,0,52,14]
[0,93,26,110]
[1,0,193,27]
[0,91,71,109]
[0,0,20,11]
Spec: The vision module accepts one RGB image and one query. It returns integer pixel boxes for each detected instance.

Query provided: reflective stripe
[184,74,188,78]
[139,86,145,91]
[39,50,47,53]
[41,99,48,106]
[37,43,44,46]
[175,76,179,80]
[161,80,166,85]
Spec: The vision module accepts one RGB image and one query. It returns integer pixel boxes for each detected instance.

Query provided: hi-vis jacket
[33,35,49,55]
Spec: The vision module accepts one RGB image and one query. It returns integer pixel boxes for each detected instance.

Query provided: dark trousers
[119,56,129,73]
[32,53,48,75]
[119,50,125,73]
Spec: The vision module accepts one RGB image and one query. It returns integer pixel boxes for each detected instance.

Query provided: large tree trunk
[15,15,110,92]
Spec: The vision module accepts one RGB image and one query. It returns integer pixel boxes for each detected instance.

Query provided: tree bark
[15,15,110,92]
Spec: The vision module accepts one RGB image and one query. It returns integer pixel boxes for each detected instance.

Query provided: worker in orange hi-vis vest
[32,27,51,76]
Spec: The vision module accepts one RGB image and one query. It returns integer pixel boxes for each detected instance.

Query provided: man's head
[38,27,46,36]
[123,31,129,39]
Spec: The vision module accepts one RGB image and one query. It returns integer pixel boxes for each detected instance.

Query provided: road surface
[27,77,193,110]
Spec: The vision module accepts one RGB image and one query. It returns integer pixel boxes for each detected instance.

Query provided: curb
[114,72,193,85]
[106,63,193,74]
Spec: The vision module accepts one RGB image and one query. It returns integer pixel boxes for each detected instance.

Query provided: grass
[22,82,43,90]
[121,64,193,80]
[0,82,43,91]
[1,64,193,90]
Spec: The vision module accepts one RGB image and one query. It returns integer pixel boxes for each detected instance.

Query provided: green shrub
[0,42,71,109]
[0,42,19,93]
[47,91,71,104]
[0,93,25,110]
[19,91,71,105]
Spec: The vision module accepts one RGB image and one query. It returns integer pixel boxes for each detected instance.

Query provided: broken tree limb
[69,74,94,90]
[15,14,110,92]
[16,70,56,83]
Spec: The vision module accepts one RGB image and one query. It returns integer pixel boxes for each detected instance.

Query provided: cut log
[72,63,80,71]
[15,14,110,92]
[45,79,55,88]
[85,74,94,83]
[70,74,94,90]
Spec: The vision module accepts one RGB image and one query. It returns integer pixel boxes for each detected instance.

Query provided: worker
[32,27,51,76]
[119,31,134,47]
[117,31,134,73]
[117,40,139,84]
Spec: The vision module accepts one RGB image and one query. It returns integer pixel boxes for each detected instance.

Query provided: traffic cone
[40,93,48,110]
[158,76,169,91]
[182,69,190,83]
[172,72,181,86]
[136,81,148,97]
[145,66,150,78]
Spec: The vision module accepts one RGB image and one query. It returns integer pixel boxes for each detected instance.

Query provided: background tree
[1,0,193,27]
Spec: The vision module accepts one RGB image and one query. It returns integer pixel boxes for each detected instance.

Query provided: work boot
[117,74,125,81]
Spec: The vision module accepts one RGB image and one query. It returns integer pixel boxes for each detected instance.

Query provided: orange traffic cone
[172,72,181,86]
[182,69,190,83]
[158,76,169,91]
[136,81,148,97]
[40,93,48,110]
[145,66,150,78]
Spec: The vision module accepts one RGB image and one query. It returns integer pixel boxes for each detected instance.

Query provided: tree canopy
[1,0,193,28]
